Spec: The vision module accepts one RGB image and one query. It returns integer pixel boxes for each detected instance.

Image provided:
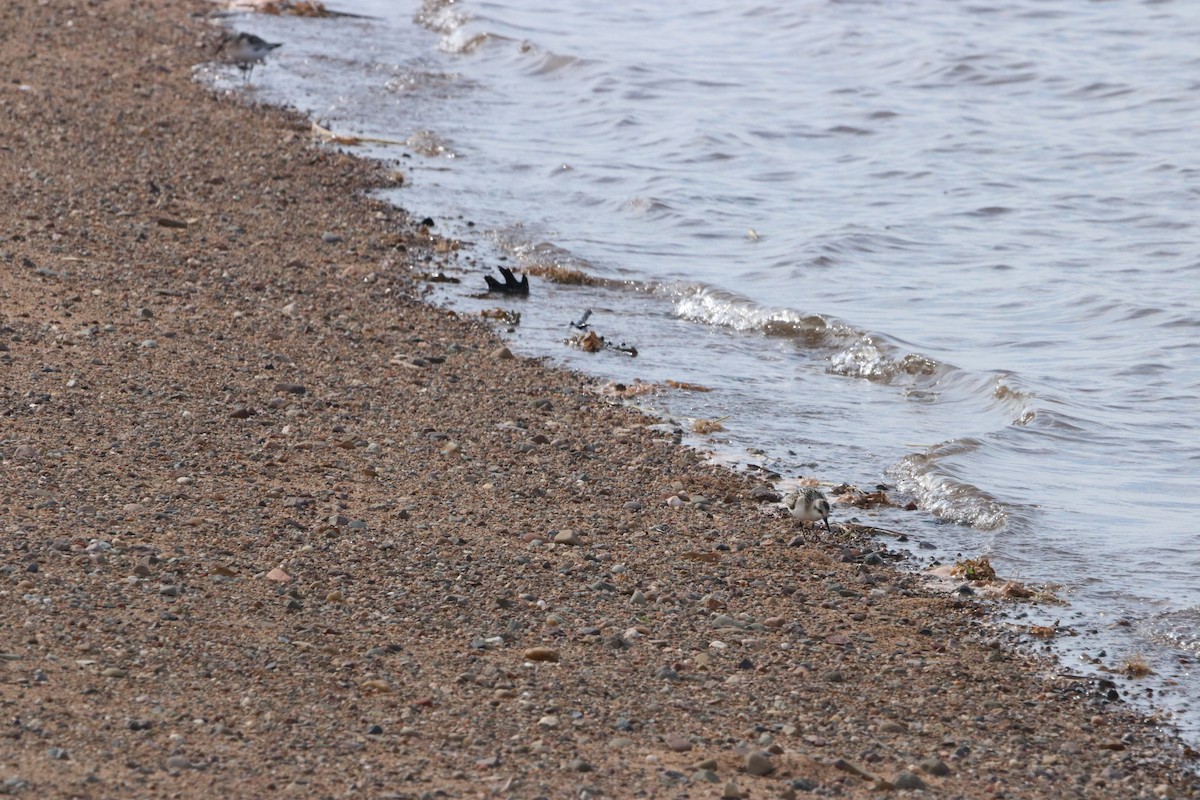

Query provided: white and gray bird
[218,32,282,81]
[783,487,832,531]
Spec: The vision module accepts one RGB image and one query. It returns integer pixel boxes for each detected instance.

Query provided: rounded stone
[553,530,582,546]
[892,771,926,791]
[745,751,775,776]
[523,647,560,663]
[664,734,693,752]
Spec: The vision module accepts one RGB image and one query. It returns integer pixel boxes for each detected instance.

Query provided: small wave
[405,129,457,158]
[889,441,1010,530]
[524,50,585,76]
[1140,608,1200,657]
[669,286,1039,429]
[826,125,873,136]
[670,285,833,346]
[414,0,491,54]
[414,0,466,34]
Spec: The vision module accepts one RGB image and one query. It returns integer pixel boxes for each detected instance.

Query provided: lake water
[207,0,1200,733]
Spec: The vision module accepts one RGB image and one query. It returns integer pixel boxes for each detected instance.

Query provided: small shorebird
[218,32,282,81]
[784,487,832,531]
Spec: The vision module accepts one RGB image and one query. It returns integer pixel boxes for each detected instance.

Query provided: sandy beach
[1,1,1197,797]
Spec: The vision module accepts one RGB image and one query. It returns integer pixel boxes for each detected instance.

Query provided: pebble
[664,734,693,752]
[359,679,390,693]
[553,530,582,546]
[892,771,926,791]
[102,667,127,678]
[321,231,343,244]
[608,737,634,749]
[13,444,39,460]
[623,500,643,511]
[567,759,592,772]
[745,751,775,776]
[265,568,291,583]
[629,590,647,605]
[722,780,743,799]
[46,747,69,760]
[523,647,560,663]
[492,346,514,360]
[693,769,719,783]
[879,720,908,734]
[750,485,781,503]
[918,757,951,776]
[159,584,181,597]
[165,755,194,771]
[538,715,560,729]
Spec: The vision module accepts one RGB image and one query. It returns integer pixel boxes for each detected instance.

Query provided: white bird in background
[784,487,832,531]
[218,32,282,82]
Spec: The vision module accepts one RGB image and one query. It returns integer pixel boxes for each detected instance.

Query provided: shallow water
[205,0,1200,732]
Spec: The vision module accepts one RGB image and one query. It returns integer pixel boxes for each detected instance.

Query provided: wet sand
[1,1,1197,797]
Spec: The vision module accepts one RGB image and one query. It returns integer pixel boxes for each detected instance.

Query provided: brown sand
[1,2,1197,798]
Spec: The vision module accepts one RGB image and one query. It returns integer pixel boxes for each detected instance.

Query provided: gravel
[0,2,1196,798]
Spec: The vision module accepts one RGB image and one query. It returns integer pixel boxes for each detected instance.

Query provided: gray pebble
[165,755,193,771]
[664,734,692,752]
[918,757,951,776]
[745,751,775,776]
[553,530,582,546]
[892,771,926,790]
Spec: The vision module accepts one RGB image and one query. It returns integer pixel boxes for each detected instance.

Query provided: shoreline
[1,1,1197,797]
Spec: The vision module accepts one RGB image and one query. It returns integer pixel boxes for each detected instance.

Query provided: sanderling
[783,487,832,531]
[218,32,282,81]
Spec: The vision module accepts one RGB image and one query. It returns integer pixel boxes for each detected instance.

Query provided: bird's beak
[823,518,831,532]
